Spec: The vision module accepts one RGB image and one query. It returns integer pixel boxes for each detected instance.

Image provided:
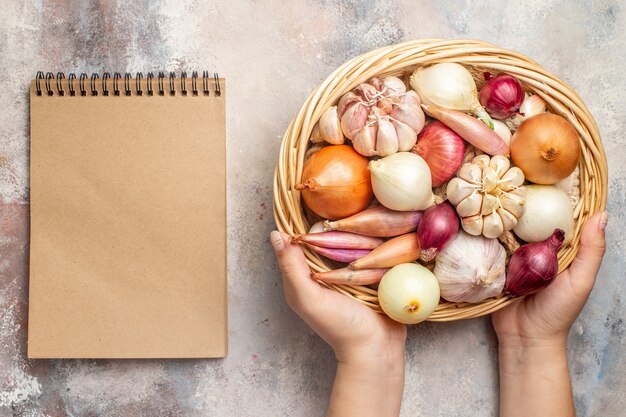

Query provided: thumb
[271,230,323,306]
[568,211,608,289]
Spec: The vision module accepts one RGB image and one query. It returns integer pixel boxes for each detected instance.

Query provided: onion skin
[479,74,525,119]
[412,121,465,187]
[312,267,389,285]
[417,202,459,262]
[349,233,420,270]
[421,104,509,156]
[324,205,422,237]
[291,231,384,249]
[510,113,581,184]
[505,229,565,296]
[296,145,373,220]
[307,245,371,263]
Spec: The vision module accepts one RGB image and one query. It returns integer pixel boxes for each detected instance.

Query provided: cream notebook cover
[28,72,227,358]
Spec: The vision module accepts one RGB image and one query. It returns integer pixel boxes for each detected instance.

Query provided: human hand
[492,211,608,348]
[271,230,406,365]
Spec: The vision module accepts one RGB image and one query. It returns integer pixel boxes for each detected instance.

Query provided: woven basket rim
[273,39,608,321]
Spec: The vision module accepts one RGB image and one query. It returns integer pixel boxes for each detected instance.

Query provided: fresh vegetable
[513,185,574,244]
[291,231,383,249]
[369,152,434,211]
[296,145,372,219]
[433,230,506,303]
[350,233,420,270]
[324,205,422,238]
[377,263,440,324]
[493,120,512,146]
[446,155,526,238]
[411,121,465,187]
[306,246,371,263]
[479,74,525,119]
[308,221,326,234]
[312,267,389,285]
[310,106,344,145]
[410,62,494,128]
[340,80,425,157]
[421,104,509,156]
[505,229,565,296]
[417,202,459,262]
[507,94,547,130]
[510,113,581,184]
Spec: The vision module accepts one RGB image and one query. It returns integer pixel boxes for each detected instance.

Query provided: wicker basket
[273,39,608,321]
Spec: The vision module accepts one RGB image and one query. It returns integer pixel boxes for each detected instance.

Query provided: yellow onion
[510,113,581,184]
[296,145,372,220]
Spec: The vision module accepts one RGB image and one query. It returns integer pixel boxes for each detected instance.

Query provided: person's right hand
[493,210,608,347]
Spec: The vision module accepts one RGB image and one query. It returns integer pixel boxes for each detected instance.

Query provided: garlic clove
[458,163,482,185]
[352,124,378,157]
[489,155,510,178]
[341,102,369,140]
[461,214,484,236]
[391,119,418,152]
[509,186,527,200]
[497,208,518,231]
[337,92,360,118]
[500,192,525,218]
[446,177,477,206]
[390,103,425,134]
[382,76,407,97]
[471,155,490,169]
[493,120,512,147]
[355,83,379,102]
[482,166,498,193]
[369,77,383,91]
[310,123,324,143]
[456,191,482,217]
[481,193,499,216]
[377,97,394,114]
[319,106,344,145]
[375,118,400,156]
[483,211,504,238]
[401,90,421,107]
[499,167,525,191]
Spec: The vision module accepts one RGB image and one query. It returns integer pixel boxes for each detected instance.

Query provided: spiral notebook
[28,71,227,358]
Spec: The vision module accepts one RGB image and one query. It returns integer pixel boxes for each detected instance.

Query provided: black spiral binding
[35,71,221,97]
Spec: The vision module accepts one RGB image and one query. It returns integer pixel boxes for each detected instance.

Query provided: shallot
[324,205,422,238]
[350,233,420,270]
[505,229,565,296]
[417,202,459,262]
[291,231,383,249]
[312,267,389,285]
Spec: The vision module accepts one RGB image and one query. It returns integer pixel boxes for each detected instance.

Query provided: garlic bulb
[369,152,435,211]
[434,231,506,303]
[337,77,425,157]
[506,94,547,130]
[310,106,345,145]
[409,63,494,129]
[447,154,526,239]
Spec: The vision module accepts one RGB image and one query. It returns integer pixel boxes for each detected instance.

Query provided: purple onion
[505,229,565,296]
[417,202,459,262]
[479,74,525,119]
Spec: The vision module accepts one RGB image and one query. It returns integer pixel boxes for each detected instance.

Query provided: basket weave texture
[273,39,608,321]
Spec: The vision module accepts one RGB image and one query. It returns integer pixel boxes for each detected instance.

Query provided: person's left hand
[271,230,406,365]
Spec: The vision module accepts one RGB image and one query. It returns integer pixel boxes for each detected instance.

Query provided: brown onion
[296,145,373,219]
[412,121,465,187]
[510,113,581,184]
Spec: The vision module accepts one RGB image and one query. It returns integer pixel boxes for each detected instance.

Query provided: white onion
[369,152,434,211]
[377,263,440,324]
[513,185,574,244]
[492,120,512,147]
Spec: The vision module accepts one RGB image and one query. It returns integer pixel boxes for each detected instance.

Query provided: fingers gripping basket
[273,39,608,321]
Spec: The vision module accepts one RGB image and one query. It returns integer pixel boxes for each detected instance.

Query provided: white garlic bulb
[433,231,506,303]
[446,154,526,239]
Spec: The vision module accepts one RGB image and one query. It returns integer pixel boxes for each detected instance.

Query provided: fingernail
[270,230,285,252]
[599,211,609,231]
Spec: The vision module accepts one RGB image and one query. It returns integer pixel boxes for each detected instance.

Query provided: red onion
[417,202,459,262]
[505,229,565,296]
[479,74,525,120]
[411,121,465,187]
